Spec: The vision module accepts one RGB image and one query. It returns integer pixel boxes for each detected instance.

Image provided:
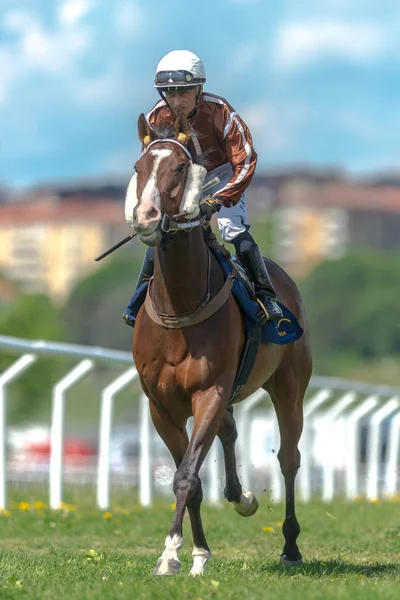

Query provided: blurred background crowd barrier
[0,334,399,509]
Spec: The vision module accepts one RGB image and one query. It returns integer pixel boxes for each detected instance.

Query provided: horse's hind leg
[217,405,259,516]
[266,367,308,566]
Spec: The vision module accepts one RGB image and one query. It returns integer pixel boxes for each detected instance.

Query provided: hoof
[189,547,210,576]
[189,565,206,577]
[279,554,303,567]
[153,558,181,576]
[233,491,259,517]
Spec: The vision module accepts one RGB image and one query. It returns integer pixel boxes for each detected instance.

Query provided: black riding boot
[135,247,154,291]
[123,247,154,327]
[237,244,283,323]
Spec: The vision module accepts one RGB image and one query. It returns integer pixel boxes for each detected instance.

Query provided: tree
[0,294,66,423]
[299,248,400,372]
[63,249,143,350]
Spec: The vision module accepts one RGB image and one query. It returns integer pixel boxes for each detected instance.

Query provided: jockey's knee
[232,230,255,254]
[218,222,251,245]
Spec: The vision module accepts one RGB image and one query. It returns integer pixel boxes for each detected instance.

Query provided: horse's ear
[138,113,153,146]
[174,113,191,145]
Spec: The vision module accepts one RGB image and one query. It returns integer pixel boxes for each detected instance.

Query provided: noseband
[141,137,208,248]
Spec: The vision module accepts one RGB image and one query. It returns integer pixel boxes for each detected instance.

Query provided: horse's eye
[176,163,186,173]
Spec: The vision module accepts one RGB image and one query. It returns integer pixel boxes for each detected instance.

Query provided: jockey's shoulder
[146,99,168,123]
[200,91,235,113]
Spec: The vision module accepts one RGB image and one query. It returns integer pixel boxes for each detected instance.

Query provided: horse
[126,112,312,576]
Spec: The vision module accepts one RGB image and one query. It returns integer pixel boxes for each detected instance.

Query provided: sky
[0,0,399,188]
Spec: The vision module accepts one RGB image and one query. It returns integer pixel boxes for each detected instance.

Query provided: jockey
[134,50,282,322]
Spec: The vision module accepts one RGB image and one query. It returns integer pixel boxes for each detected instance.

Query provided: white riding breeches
[202,163,249,243]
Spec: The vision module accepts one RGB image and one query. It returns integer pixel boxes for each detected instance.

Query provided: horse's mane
[150,123,212,168]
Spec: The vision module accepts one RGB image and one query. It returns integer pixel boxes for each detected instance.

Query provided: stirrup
[256,298,270,324]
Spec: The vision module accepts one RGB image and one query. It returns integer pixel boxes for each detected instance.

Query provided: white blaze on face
[134,149,171,230]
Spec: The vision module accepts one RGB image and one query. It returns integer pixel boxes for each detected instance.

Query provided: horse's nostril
[146,207,160,220]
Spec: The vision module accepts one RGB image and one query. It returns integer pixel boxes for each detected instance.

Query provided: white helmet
[154,50,206,91]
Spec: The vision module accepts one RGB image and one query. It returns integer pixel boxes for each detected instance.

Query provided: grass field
[0,490,399,599]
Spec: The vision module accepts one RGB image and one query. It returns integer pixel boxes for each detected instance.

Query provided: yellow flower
[34,501,46,510]
[0,509,11,517]
[370,498,378,504]
[170,503,176,510]
[85,549,102,561]
[277,520,283,527]
[103,512,112,519]
[19,501,30,511]
[115,507,130,515]
[320,561,327,567]
[263,526,274,532]
[60,502,77,512]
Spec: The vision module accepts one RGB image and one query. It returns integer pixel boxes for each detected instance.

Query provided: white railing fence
[0,334,399,510]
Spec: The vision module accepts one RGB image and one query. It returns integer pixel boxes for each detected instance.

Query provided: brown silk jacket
[145,92,257,207]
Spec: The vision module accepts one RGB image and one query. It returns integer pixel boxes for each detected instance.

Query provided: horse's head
[125,113,207,246]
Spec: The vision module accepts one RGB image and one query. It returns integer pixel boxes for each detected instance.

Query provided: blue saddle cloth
[123,250,303,346]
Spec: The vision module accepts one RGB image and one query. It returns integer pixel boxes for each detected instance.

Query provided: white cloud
[2,9,37,32]
[113,0,143,38]
[59,0,92,27]
[275,20,386,69]
[241,102,310,153]
[0,9,92,107]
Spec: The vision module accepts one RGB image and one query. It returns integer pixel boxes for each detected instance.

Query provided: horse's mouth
[139,230,162,247]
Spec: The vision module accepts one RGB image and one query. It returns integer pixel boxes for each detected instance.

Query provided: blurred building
[275,177,400,275]
[2,169,400,296]
[0,191,128,301]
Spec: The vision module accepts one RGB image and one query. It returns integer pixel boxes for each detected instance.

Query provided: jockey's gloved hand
[199,197,223,222]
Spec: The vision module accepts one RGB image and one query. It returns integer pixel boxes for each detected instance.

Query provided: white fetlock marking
[189,547,211,576]
[155,534,184,574]
[160,534,184,561]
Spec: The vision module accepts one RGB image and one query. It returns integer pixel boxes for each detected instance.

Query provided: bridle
[140,137,208,242]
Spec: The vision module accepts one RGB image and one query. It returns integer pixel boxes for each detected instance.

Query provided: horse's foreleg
[217,406,259,516]
[170,386,226,576]
[268,384,304,566]
[149,401,188,576]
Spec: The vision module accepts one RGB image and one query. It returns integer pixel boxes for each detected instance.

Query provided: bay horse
[126,112,312,576]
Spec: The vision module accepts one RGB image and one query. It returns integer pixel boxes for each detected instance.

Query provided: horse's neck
[153,229,210,316]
